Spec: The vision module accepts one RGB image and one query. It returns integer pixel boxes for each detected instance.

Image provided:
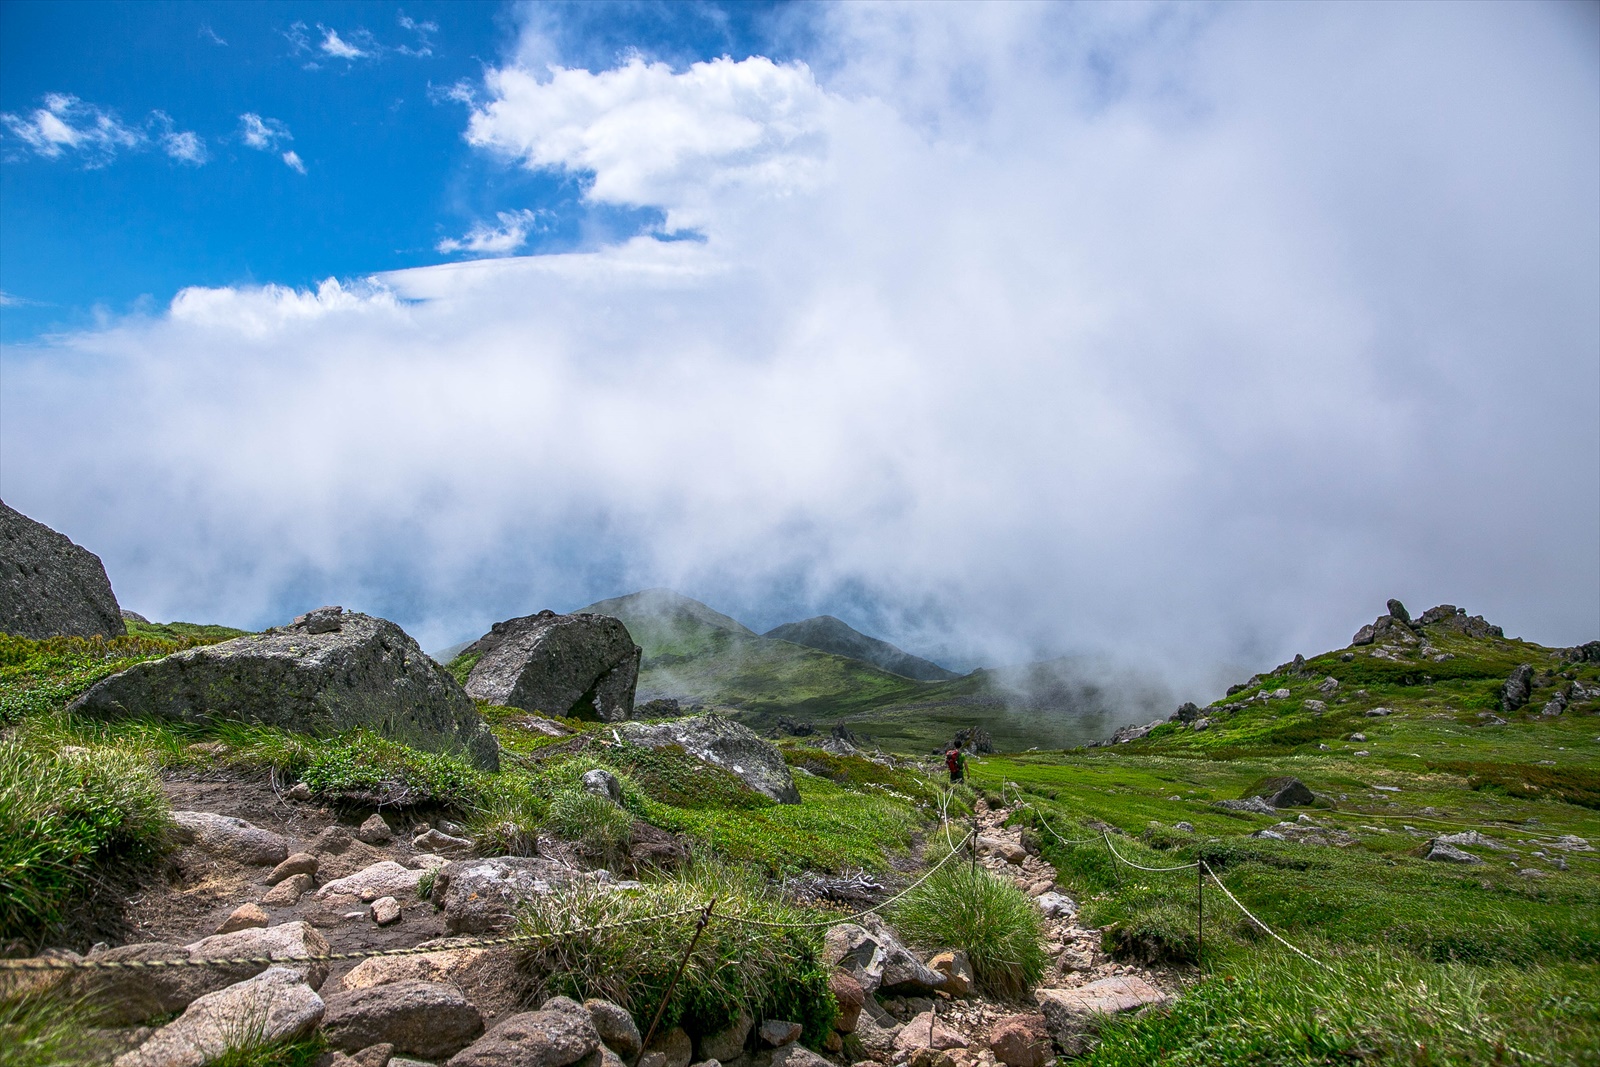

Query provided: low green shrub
[297,730,483,809]
[518,859,836,1044]
[889,848,1046,997]
[0,736,170,948]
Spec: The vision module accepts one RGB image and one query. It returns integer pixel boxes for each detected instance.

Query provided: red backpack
[946,749,959,772]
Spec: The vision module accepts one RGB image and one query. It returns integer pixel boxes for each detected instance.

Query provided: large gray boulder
[115,967,324,1067]
[462,611,641,722]
[0,500,125,639]
[430,857,578,934]
[69,608,499,771]
[619,713,800,804]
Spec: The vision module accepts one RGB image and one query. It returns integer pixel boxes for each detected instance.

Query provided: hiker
[946,746,967,783]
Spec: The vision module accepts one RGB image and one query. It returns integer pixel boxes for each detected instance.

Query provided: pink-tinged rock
[893,1012,969,1052]
[987,1014,1050,1067]
[1036,976,1171,1055]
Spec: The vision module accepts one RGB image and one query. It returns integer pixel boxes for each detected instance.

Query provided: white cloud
[436,210,545,255]
[397,12,437,57]
[2,95,205,167]
[239,113,292,152]
[465,55,832,232]
[281,150,306,174]
[2,94,144,165]
[320,26,371,60]
[200,25,227,46]
[3,3,1595,689]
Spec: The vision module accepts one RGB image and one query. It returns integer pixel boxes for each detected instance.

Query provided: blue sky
[1,1,1596,692]
[0,1,788,342]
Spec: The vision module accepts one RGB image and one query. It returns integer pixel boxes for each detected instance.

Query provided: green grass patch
[518,859,836,1044]
[889,849,1046,996]
[1429,760,1600,810]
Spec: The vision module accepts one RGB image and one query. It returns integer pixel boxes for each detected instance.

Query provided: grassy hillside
[763,615,961,682]
[961,606,1600,1065]
[581,590,1169,753]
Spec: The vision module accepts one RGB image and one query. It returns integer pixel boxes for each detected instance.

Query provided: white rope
[715,831,977,930]
[1201,860,1329,970]
[1102,832,1199,872]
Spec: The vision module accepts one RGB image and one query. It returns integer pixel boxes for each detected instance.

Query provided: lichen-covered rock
[70,609,499,771]
[0,501,125,639]
[184,920,332,989]
[170,811,289,866]
[1240,777,1315,808]
[987,1014,1050,1067]
[1037,977,1171,1057]
[448,1001,600,1067]
[620,713,800,804]
[322,980,484,1058]
[431,857,577,934]
[115,967,324,1067]
[65,943,234,1025]
[462,611,642,722]
[1502,664,1534,713]
[585,999,642,1058]
[893,1012,968,1052]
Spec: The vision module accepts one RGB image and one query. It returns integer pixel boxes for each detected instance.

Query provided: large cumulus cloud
[2,1,1595,689]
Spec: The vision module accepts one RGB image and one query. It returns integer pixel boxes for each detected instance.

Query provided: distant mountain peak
[582,589,755,637]
[764,615,959,682]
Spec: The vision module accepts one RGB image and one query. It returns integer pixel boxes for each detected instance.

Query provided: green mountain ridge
[763,615,960,682]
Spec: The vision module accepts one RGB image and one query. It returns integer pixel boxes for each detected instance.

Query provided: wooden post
[1196,859,1203,966]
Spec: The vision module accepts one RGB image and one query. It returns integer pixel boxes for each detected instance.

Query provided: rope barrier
[1200,860,1329,970]
[713,831,978,930]
[1102,832,1199,873]
[0,906,704,973]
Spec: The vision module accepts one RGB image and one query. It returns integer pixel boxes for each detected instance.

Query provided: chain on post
[635,898,717,1067]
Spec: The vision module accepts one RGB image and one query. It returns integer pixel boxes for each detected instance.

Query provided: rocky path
[39,776,1178,1067]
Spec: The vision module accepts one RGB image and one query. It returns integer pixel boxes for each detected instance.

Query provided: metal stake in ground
[1195,853,1203,964]
[635,898,717,1067]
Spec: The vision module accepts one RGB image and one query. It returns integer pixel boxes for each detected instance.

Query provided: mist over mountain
[764,616,959,682]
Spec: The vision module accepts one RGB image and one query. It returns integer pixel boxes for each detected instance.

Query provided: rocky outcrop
[619,713,801,804]
[462,610,642,722]
[322,980,485,1058]
[1239,776,1315,808]
[1501,665,1534,713]
[823,923,944,995]
[1037,976,1170,1057]
[171,811,288,866]
[1415,604,1504,639]
[69,609,499,771]
[0,500,125,639]
[448,997,600,1067]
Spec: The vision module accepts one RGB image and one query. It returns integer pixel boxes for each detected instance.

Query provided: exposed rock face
[462,611,642,722]
[1386,599,1411,624]
[823,923,943,995]
[1415,604,1504,639]
[826,973,864,1034]
[70,609,499,771]
[1424,840,1483,864]
[1169,702,1203,723]
[619,713,801,804]
[0,500,125,639]
[949,726,994,754]
[585,999,642,1059]
[1502,665,1534,713]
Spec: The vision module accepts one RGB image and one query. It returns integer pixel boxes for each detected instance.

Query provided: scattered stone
[408,852,449,870]
[851,1012,901,1062]
[1037,977,1171,1057]
[181,921,331,992]
[620,713,801,804]
[1174,822,1194,833]
[447,998,601,1067]
[759,1020,802,1047]
[359,814,395,844]
[323,980,484,1059]
[461,611,642,722]
[414,828,475,854]
[214,903,269,935]
[73,611,500,771]
[267,852,319,885]
[641,1026,693,1067]
[64,943,234,1025]
[828,973,865,1034]
[585,999,642,1058]
[324,1043,396,1067]
[318,861,429,904]
[370,896,402,926]
[1424,841,1483,864]
[893,1012,968,1052]
[431,857,575,934]
[582,769,624,805]
[926,951,973,997]
[287,781,313,801]
[1364,707,1392,718]
[263,873,315,907]
[0,501,126,639]
[1436,831,1506,851]
[114,967,323,1067]
[977,836,1027,864]
[1214,797,1276,816]
[1269,688,1290,699]
[1549,835,1593,852]
[1170,702,1203,723]
[1348,733,1367,742]
[987,1014,1050,1067]
[1034,892,1076,919]
[1303,699,1326,713]
[170,811,289,866]
[771,1047,833,1067]
[1318,677,1340,695]
[908,1050,956,1067]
